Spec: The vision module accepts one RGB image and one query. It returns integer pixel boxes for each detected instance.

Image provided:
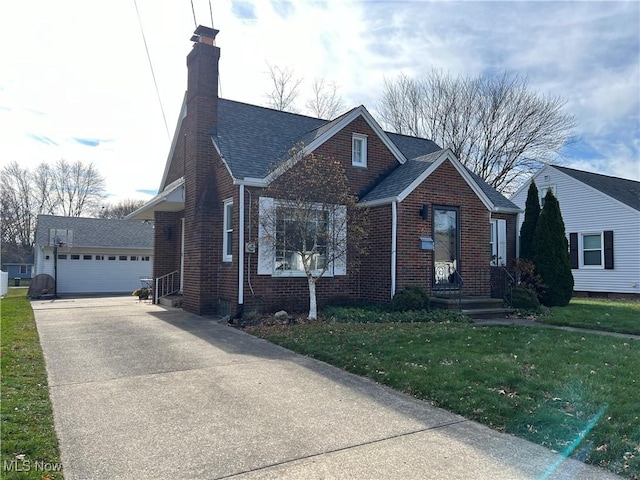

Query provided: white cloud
[0,0,638,204]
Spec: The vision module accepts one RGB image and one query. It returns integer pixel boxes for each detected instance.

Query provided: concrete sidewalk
[32,296,616,479]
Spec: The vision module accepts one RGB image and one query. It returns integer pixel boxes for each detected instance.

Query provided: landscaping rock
[274,310,289,321]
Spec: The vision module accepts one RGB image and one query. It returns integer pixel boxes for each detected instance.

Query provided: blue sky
[1,0,638,204]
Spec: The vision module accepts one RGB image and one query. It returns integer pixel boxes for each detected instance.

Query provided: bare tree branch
[376,71,576,193]
[305,78,346,119]
[265,63,303,112]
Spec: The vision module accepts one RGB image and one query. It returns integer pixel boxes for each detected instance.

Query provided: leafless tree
[258,149,368,319]
[305,78,346,119]
[99,198,146,219]
[49,159,106,217]
[265,63,303,112]
[0,159,106,248]
[1,161,36,246]
[376,71,576,193]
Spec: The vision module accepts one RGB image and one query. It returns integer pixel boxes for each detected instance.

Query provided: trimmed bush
[511,287,540,309]
[519,180,540,261]
[533,191,574,306]
[389,285,430,312]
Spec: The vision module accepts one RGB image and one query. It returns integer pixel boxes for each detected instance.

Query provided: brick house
[129,26,521,316]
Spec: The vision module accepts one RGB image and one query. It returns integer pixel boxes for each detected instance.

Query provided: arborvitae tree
[519,180,540,261]
[533,190,573,306]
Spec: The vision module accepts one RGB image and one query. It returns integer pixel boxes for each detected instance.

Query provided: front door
[433,206,460,289]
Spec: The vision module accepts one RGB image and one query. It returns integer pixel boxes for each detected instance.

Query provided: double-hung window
[570,231,614,270]
[581,233,603,268]
[223,199,233,262]
[352,134,367,167]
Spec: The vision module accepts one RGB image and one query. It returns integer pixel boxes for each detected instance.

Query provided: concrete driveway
[32,296,615,479]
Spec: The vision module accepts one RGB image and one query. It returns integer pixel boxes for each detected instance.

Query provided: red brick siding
[396,159,492,296]
[153,211,182,281]
[360,206,393,303]
[313,116,400,196]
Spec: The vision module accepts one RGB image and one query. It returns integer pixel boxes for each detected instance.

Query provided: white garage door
[56,253,152,294]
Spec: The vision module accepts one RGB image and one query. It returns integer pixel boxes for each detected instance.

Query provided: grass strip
[1,289,64,479]
[248,321,640,478]
[542,298,640,335]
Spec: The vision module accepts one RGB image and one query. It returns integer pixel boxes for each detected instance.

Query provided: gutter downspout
[236,184,245,318]
[391,200,397,300]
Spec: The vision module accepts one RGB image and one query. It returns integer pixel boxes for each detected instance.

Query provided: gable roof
[35,215,154,249]
[552,165,640,212]
[212,99,442,184]
[153,96,516,215]
[214,99,326,180]
[361,149,520,212]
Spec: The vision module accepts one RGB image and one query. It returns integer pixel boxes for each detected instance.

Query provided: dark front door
[433,206,460,289]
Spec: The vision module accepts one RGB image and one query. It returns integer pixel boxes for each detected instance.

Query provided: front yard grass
[248,321,640,477]
[541,298,640,335]
[1,289,64,479]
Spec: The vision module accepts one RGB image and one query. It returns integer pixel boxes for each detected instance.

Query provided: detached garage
[34,215,154,295]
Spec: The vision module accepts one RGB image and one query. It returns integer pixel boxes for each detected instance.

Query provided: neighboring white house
[34,215,154,295]
[511,165,640,297]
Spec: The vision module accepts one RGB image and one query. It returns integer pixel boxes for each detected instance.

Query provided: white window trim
[579,231,604,269]
[352,133,367,167]
[223,199,233,262]
[257,197,347,277]
[490,219,507,266]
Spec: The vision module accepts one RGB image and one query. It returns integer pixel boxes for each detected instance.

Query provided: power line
[190,0,198,28]
[209,0,214,28]
[133,0,170,140]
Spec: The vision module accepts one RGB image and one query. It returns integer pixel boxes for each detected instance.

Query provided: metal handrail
[501,267,515,307]
[154,270,179,304]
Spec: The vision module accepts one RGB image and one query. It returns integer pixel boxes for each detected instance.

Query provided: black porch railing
[428,266,515,306]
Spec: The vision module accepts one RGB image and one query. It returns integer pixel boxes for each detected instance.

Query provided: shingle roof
[35,215,154,249]
[361,150,443,203]
[214,99,326,179]
[213,99,518,211]
[465,169,521,211]
[553,165,640,211]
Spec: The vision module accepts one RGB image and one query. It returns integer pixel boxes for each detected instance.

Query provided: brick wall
[396,159,492,296]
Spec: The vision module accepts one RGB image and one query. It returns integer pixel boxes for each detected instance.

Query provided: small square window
[352,134,367,167]
[83,255,92,260]
[95,255,104,261]
[141,256,150,261]
[119,256,127,261]
[130,256,138,261]
[108,256,116,261]
[58,254,67,260]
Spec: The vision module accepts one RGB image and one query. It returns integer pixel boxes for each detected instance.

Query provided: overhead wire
[190,0,198,28]
[132,0,171,140]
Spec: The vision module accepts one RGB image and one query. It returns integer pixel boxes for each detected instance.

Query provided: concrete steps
[158,294,183,308]
[430,296,515,319]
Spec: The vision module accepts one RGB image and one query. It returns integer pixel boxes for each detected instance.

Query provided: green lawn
[248,321,640,477]
[542,298,640,335]
[1,289,64,479]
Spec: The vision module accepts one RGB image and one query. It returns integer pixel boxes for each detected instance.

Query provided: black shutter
[569,233,578,269]
[604,230,614,269]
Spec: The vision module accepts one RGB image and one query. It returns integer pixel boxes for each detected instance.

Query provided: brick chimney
[186,25,220,114]
[182,26,221,315]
